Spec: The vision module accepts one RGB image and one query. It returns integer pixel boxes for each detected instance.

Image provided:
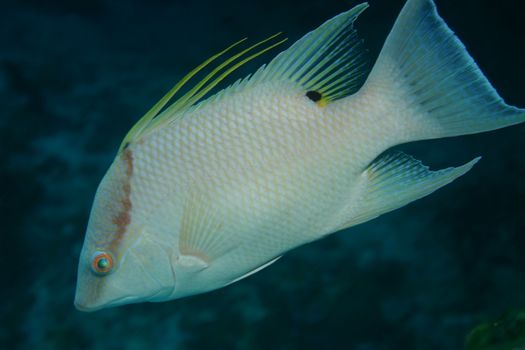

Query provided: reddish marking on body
[109,148,134,250]
[82,150,134,305]
[123,148,134,177]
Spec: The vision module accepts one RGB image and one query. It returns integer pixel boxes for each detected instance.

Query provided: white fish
[75,0,525,311]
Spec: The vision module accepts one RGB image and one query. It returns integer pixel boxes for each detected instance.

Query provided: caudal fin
[364,0,525,141]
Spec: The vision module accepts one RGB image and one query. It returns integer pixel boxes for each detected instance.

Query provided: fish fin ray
[225,256,282,286]
[333,152,480,231]
[178,191,233,263]
[119,34,287,152]
[364,0,525,142]
[249,3,370,104]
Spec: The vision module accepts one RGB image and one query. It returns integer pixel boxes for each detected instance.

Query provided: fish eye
[91,251,114,275]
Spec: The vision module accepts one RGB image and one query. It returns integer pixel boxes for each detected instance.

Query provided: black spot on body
[306,90,322,102]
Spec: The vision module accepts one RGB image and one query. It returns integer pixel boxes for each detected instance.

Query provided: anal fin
[334,152,480,231]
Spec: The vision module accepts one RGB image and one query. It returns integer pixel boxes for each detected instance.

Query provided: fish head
[74,149,175,312]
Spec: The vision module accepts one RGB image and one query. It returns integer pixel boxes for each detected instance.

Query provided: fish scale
[143,91,347,256]
[75,0,525,311]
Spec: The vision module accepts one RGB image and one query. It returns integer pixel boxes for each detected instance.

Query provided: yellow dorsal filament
[119,33,287,152]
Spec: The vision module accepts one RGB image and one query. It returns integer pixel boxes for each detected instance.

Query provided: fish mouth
[74,285,174,312]
[74,294,139,312]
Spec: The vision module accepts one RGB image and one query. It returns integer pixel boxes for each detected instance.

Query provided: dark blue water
[2,0,524,349]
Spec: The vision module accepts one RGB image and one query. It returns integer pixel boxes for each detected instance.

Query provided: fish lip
[74,296,103,312]
[75,287,173,311]
[74,300,99,312]
[74,295,139,312]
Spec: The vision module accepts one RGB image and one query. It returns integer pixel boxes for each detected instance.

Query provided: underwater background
[2,0,525,349]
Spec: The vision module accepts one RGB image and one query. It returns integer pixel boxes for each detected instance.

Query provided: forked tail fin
[364,0,525,142]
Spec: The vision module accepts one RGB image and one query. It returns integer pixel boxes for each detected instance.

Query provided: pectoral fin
[178,192,233,264]
[333,152,480,231]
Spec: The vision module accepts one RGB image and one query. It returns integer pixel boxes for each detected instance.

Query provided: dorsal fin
[119,3,370,151]
[250,3,370,106]
[119,33,287,152]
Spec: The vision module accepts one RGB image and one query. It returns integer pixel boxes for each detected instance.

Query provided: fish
[74,0,525,312]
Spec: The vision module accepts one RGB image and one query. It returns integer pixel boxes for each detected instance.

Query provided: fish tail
[363,0,525,142]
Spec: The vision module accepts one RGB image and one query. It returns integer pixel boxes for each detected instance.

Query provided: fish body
[75,0,525,311]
